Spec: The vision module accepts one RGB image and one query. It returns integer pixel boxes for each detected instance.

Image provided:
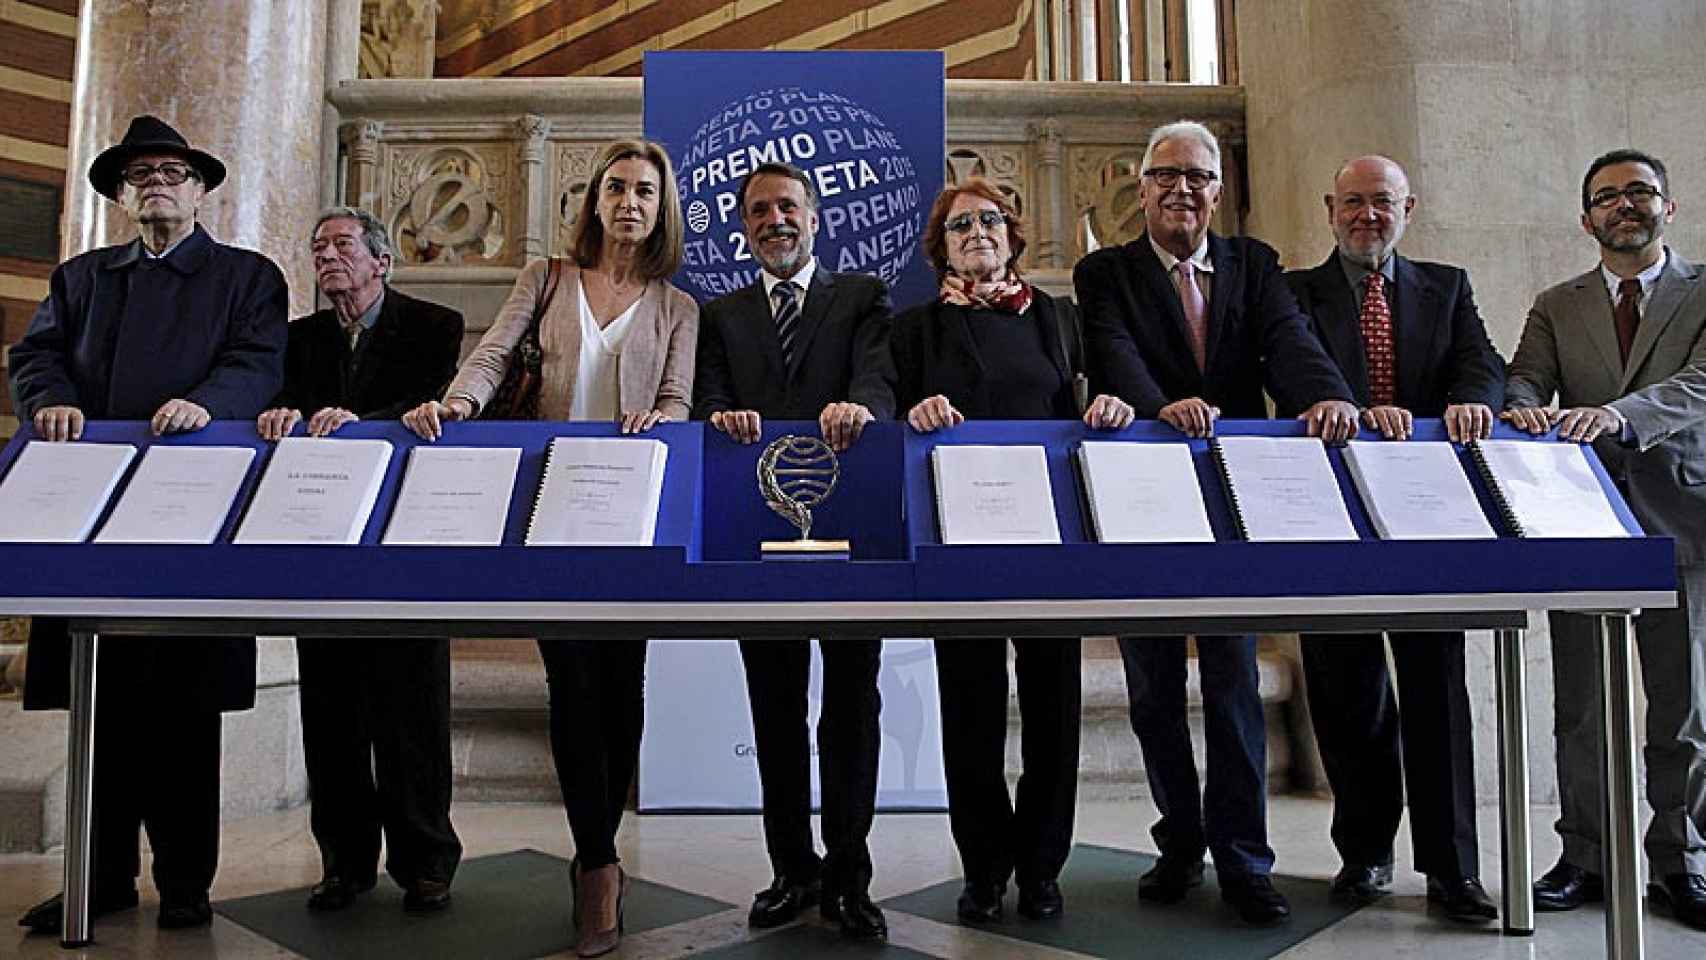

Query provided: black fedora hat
[87,115,227,201]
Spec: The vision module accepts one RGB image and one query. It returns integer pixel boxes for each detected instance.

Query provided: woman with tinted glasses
[891,179,1133,923]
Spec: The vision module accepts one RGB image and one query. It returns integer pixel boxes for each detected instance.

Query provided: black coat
[890,292,1081,420]
[1286,252,1505,413]
[1074,232,1352,418]
[10,224,288,714]
[275,286,464,420]
[9,224,287,420]
[692,267,896,420]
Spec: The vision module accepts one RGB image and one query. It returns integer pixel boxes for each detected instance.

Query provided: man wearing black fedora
[8,114,287,934]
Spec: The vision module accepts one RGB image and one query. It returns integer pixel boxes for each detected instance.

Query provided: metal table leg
[60,629,99,948]
[1597,612,1644,960]
[1495,626,1534,935]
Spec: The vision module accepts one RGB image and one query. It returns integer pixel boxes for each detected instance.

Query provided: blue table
[0,419,1673,957]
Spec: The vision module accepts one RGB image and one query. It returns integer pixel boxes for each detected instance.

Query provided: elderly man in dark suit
[1505,148,1706,931]
[255,207,464,915]
[693,161,895,941]
[1075,120,1357,926]
[1287,155,1504,923]
[9,115,287,934]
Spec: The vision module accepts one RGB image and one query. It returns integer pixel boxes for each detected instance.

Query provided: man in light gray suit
[1505,148,1706,931]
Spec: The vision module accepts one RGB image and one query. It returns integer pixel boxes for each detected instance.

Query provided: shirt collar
[761,257,817,301]
[1148,234,1213,275]
[1601,248,1668,301]
[352,287,385,330]
[1338,248,1397,292]
[105,223,211,274]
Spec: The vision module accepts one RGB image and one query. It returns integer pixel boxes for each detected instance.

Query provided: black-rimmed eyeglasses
[1144,167,1218,190]
[1588,184,1664,209]
[121,162,198,187]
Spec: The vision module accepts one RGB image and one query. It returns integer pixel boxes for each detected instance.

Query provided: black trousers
[297,637,462,886]
[90,646,222,901]
[935,636,1081,888]
[538,636,647,869]
[1301,630,1479,879]
[738,636,881,895]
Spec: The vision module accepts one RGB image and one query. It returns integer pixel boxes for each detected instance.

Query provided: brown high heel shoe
[575,864,627,958]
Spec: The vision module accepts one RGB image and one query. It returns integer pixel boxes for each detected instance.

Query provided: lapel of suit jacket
[1391,255,1441,406]
[348,285,401,401]
[1129,238,1196,376]
[740,280,788,385]
[1203,233,1239,369]
[1564,269,1624,382]
[786,267,836,379]
[1621,251,1702,390]
[1032,294,1071,384]
[1307,255,1370,403]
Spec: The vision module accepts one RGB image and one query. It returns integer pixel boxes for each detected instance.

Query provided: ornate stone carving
[553,143,601,256]
[360,0,438,79]
[339,119,385,165]
[944,144,1028,217]
[387,145,510,264]
[1070,146,1147,254]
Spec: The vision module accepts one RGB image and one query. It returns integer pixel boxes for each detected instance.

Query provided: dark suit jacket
[891,292,1080,419]
[274,286,464,420]
[1074,232,1352,418]
[1287,252,1504,413]
[693,267,895,420]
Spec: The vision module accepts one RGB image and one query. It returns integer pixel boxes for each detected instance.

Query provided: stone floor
[1,796,1700,958]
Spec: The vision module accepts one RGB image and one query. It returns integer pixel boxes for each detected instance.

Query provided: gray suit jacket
[1506,250,1706,563]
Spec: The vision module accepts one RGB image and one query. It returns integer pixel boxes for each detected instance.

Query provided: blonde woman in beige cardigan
[403,139,695,959]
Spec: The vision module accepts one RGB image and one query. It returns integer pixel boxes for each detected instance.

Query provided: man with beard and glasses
[1505,148,1706,932]
[692,162,896,940]
[1075,120,1357,927]
[1286,156,1504,923]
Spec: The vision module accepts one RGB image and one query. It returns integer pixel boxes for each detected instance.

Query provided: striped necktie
[773,280,801,371]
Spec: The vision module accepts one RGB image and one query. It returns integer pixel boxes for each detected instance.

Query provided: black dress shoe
[1220,874,1292,925]
[1329,862,1394,906]
[832,892,887,940]
[1138,855,1205,903]
[402,878,453,914]
[18,886,139,935]
[1017,879,1064,920]
[956,880,1005,923]
[1649,873,1706,931]
[1533,859,1603,911]
[748,875,820,928]
[306,875,376,912]
[1427,875,1498,923]
[157,894,213,930]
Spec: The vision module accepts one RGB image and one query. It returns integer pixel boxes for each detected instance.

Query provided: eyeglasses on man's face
[1144,166,1219,191]
[945,209,1006,234]
[1588,183,1664,210]
[121,161,198,187]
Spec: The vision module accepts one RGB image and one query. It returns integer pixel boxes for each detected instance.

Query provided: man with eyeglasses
[1286,155,1504,922]
[9,115,287,935]
[1075,119,1356,926]
[692,162,895,940]
[1504,148,1706,931]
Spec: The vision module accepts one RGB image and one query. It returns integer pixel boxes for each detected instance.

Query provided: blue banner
[644,50,945,311]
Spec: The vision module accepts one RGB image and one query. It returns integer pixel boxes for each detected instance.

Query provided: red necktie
[1614,277,1641,365]
[1359,273,1395,406]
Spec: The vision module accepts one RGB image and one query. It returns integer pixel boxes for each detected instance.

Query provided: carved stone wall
[326,78,1244,330]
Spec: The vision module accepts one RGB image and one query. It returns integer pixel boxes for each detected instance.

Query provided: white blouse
[568,283,642,421]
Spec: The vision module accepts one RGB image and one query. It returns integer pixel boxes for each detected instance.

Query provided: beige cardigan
[446,258,699,421]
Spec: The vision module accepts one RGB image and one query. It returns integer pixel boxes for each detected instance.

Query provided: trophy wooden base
[760,539,852,561]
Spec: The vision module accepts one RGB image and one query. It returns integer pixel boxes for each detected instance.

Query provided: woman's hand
[907,395,965,433]
[620,409,669,434]
[1083,394,1135,430]
[402,398,472,441]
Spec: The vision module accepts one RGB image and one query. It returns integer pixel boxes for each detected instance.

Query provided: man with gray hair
[255,206,465,914]
[1076,119,1357,926]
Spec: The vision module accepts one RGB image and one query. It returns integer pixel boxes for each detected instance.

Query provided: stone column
[1239,0,1706,805]
[1029,117,1067,269]
[339,119,384,213]
[515,114,552,261]
[62,0,328,318]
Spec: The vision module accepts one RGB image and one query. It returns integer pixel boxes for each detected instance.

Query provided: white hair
[1140,120,1221,175]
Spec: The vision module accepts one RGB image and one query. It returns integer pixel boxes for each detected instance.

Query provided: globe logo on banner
[674,85,926,301]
